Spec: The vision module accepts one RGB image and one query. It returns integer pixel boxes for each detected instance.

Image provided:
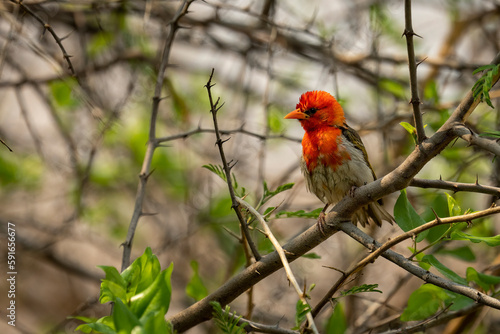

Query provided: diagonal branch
[311,205,500,318]
[236,197,319,334]
[168,51,500,333]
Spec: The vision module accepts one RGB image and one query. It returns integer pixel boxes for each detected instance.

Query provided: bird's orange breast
[302,127,351,172]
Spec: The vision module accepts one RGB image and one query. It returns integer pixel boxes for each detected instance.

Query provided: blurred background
[0,0,499,333]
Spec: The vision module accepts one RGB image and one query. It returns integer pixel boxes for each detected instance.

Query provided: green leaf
[411,249,431,271]
[400,284,449,321]
[203,164,227,183]
[450,231,500,246]
[302,252,321,259]
[379,79,406,99]
[293,300,311,330]
[472,64,500,108]
[394,189,428,242]
[49,79,79,109]
[325,301,347,334]
[341,284,382,297]
[479,131,500,138]
[466,267,500,292]
[210,301,247,334]
[121,247,162,299]
[421,255,467,285]
[445,193,462,217]
[436,245,476,262]
[275,208,323,219]
[129,263,173,320]
[400,122,417,145]
[113,298,141,333]
[260,181,294,206]
[186,260,208,301]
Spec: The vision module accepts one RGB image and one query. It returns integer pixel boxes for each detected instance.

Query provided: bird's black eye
[305,107,318,116]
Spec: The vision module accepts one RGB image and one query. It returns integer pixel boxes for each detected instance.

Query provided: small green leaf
[450,231,500,246]
[411,249,431,271]
[293,300,312,330]
[341,284,382,297]
[421,255,467,285]
[49,79,79,109]
[400,122,417,145]
[113,298,141,333]
[445,193,462,217]
[479,131,500,138]
[210,301,248,334]
[260,181,294,206]
[302,252,321,259]
[325,301,347,334]
[394,189,428,242]
[186,260,208,301]
[466,267,500,292]
[379,79,406,99]
[400,284,449,321]
[436,245,476,262]
[275,208,323,219]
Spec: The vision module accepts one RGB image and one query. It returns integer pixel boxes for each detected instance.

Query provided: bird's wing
[339,123,377,181]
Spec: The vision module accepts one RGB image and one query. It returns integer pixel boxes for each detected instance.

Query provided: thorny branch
[403,0,426,143]
[205,69,261,261]
[168,51,500,333]
[121,0,193,271]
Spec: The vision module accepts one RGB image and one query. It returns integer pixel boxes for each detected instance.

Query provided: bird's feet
[317,211,327,236]
[349,186,358,197]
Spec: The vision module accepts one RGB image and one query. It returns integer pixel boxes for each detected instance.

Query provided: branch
[205,69,261,261]
[10,0,76,76]
[121,0,193,271]
[453,125,500,157]
[403,0,426,143]
[378,303,482,334]
[168,51,500,332]
[338,220,500,310]
[236,197,319,334]
[410,178,500,197]
[311,205,500,318]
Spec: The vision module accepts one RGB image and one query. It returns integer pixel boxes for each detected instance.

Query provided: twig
[453,125,500,157]
[204,68,261,261]
[339,221,500,309]
[410,178,500,197]
[121,0,193,271]
[403,0,426,143]
[377,303,482,334]
[311,205,500,319]
[156,126,301,144]
[10,0,76,76]
[236,197,319,334]
[228,310,299,334]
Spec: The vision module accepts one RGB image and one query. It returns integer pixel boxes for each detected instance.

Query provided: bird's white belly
[301,141,374,205]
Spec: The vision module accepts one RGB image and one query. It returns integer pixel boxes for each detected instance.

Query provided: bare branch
[410,178,500,197]
[121,0,193,271]
[453,125,500,157]
[403,0,426,143]
[205,68,261,261]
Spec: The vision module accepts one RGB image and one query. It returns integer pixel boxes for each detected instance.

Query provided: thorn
[475,175,479,185]
[431,208,442,223]
[145,168,156,180]
[416,56,428,67]
[439,175,442,181]
[322,265,346,275]
[140,212,158,217]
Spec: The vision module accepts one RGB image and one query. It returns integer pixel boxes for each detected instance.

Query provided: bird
[284,90,394,228]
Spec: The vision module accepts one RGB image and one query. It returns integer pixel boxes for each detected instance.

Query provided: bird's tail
[353,201,394,227]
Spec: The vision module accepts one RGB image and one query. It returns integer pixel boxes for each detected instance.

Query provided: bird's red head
[284,91,345,131]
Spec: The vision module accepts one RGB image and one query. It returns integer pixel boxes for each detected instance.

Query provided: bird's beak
[284,109,308,120]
